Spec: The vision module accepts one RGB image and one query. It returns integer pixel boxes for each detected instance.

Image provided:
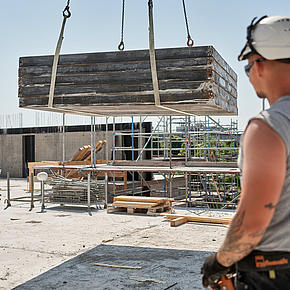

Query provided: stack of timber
[18,46,237,116]
[107,195,174,215]
[65,141,106,179]
[48,177,105,204]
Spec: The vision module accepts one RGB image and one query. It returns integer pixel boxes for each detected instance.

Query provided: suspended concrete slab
[18,46,238,116]
[14,244,210,289]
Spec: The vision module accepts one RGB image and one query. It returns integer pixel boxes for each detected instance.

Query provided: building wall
[0,134,22,177]
[35,131,112,162]
[0,122,151,178]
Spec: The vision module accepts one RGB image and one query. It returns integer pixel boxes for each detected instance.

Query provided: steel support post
[169,116,172,198]
[112,117,116,196]
[41,181,45,212]
[62,113,65,167]
[106,117,109,164]
[87,173,91,211]
[105,172,108,208]
[185,172,188,204]
[6,172,11,207]
[91,117,94,167]
[30,172,34,210]
[131,116,135,195]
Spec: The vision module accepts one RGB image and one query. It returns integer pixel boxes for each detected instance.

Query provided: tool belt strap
[237,250,290,272]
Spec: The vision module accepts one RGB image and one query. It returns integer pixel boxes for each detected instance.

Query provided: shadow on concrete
[13,244,212,290]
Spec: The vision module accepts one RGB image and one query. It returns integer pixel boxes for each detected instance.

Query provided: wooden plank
[19,68,209,87]
[20,80,206,98]
[19,46,237,82]
[170,217,188,227]
[114,196,174,204]
[112,201,159,208]
[93,263,142,270]
[19,57,209,76]
[19,46,213,67]
[163,214,231,224]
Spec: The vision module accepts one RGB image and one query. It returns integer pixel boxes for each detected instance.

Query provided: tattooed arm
[216,120,286,267]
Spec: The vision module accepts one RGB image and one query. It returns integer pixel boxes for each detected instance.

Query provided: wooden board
[18,46,238,116]
[170,217,188,227]
[112,201,159,208]
[163,214,231,225]
[114,195,174,204]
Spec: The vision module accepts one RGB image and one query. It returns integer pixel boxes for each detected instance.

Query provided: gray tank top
[238,95,290,251]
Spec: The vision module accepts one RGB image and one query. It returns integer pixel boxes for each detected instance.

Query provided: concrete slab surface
[0,178,234,289]
[14,244,211,290]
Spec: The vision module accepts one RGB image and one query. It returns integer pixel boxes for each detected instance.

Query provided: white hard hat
[238,15,290,61]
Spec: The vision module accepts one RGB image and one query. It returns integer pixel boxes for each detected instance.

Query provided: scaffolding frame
[108,115,241,208]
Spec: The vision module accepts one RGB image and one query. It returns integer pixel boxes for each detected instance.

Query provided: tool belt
[236,250,290,272]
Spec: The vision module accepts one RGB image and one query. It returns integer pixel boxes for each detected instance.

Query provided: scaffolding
[108,115,241,209]
[22,115,241,210]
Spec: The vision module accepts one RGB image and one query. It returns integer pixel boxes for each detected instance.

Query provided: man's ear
[255,61,265,78]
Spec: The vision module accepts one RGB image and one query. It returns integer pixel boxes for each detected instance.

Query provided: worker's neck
[267,79,290,106]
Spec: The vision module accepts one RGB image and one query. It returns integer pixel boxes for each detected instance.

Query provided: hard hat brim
[238,43,252,61]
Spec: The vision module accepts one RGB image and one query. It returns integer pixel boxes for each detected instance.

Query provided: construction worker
[201,15,290,289]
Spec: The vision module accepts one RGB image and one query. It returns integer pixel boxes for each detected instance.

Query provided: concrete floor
[0,178,233,290]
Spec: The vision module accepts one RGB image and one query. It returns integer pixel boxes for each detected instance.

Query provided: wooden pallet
[107,195,174,216]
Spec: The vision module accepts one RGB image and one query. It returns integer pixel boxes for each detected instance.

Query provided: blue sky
[0,0,289,130]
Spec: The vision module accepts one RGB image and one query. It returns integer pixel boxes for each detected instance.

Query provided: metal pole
[93,116,96,167]
[132,116,135,195]
[139,116,144,189]
[87,173,91,211]
[6,172,11,207]
[30,172,34,210]
[185,172,188,204]
[113,117,116,196]
[91,116,94,167]
[106,117,109,164]
[113,117,116,163]
[189,173,192,204]
[169,116,172,169]
[105,172,108,208]
[62,113,65,166]
[139,116,143,161]
[41,181,45,212]
[169,116,172,198]
[187,116,191,163]
[185,116,188,164]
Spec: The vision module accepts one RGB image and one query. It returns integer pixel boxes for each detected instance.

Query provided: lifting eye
[182,0,194,47]
[187,36,194,47]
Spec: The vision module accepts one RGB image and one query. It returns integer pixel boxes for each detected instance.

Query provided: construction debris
[107,195,174,215]
[129,276,166,284]
[93,263,142,270]
[65,141,106,179]
[47,176,105,204]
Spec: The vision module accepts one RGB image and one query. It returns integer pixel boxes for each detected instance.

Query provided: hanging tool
[211,274,235,290]
[48,0,71,108]
[182,0,194,46]
[118,0,125,50]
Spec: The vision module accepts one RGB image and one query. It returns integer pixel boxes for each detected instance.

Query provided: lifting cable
[118,0,125,50]
[182,0,194,47]
[48,0,71,108]
[148,0,195,116]
[48,1,104,116]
